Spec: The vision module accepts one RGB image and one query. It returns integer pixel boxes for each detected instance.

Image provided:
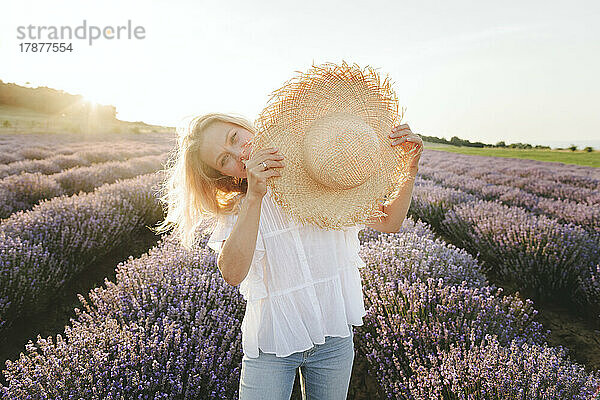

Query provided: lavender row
[0,153,168,218]
[0,144,172,179]
[423,155,600,205]
[407,334,599,399]
[441,199,600,312]
[422,149,600,191]
[438,160,597,205]
[418,165,599,233]
[0,132,174,165]
[3,218,597,398]
[0,232,245,399]
[0,144,79,164]
[357,216,488,289]
[355,225,600,399]
[0,140,157,164]
[0,172,165,335]
[408,178,478,230]
[409,179,600,313]
[0,135,171,157]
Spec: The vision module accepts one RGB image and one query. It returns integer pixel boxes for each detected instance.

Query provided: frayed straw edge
[255,60,403,134]
[257,60,409,229]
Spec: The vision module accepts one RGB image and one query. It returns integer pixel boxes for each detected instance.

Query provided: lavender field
[1,139,599,399]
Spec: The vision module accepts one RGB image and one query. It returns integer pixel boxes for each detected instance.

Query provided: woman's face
[198,121,253,179]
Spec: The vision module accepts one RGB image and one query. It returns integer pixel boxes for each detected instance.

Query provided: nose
[240,140,252,163]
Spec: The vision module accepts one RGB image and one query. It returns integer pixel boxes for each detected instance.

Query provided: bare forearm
[218,194,262,286]
[383,169,418,232]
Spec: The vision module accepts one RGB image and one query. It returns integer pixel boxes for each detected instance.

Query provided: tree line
[420,134,593,152]
[0,79,116,121]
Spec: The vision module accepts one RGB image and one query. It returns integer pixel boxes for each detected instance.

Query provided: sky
[1,0,599,148]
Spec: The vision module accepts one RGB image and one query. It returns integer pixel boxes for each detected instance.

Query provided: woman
[155,112,422,400]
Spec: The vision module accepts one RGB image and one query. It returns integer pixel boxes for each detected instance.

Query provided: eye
[220,132,238,167]
[222,153,233,167]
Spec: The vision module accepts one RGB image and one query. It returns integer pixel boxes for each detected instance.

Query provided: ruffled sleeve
[207,206,268,302]
[238,229,267,301]
[207,213,237,254]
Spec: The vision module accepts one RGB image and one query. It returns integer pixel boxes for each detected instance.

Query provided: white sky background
[1,0,599,147]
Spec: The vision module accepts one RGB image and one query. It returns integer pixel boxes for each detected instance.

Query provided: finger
[255,147,279,156]
[251,151,281,168]
[391,129,412,137]
[267,168,281,177]
[258,158,285,170]
[390,132,411,139]
[397,134,420,142]
[391,137,414,145]
[392,124,410,132]
[273,159,285,168]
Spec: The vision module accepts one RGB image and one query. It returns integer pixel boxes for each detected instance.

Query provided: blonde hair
[152,112,256,250]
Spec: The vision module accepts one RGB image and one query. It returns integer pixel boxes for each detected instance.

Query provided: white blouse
[207,186,367,358]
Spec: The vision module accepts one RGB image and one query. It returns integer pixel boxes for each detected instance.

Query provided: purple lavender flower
[0,172,166,336]
[355,276,548,398]
[0,233,245,399]
[441,199,600,310]
[408,334,600,399]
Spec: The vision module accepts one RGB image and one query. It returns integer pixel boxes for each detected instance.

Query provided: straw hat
[248,61,420,230]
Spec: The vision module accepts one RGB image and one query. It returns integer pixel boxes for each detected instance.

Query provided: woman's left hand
[389,123,423,174]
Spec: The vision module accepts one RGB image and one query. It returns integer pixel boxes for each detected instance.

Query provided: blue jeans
[238,325,355,400]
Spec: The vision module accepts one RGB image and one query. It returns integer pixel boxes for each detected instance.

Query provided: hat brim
[251,61,418,230]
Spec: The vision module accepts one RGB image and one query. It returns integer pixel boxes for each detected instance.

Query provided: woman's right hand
[244,147,284,200]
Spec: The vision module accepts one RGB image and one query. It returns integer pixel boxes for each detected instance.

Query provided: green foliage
[426,146,600,167]
[0,80,116,120]
[508,142,532,149]
[420,134,485,148]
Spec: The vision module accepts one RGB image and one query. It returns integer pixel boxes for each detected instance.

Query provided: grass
[423,141,600,168]
[0,104,48,120]
[0,104,175,135]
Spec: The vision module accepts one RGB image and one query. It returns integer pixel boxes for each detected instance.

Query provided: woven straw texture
[250,60,416,230]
